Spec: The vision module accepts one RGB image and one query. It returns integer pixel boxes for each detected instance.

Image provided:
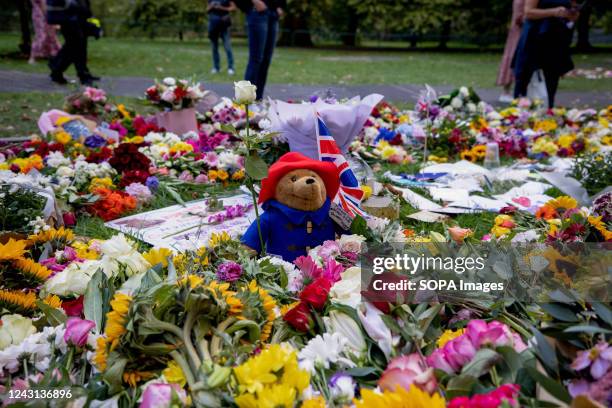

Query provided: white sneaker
[228,68,235,75]
[211,68,219,74]
[498,93,513,103]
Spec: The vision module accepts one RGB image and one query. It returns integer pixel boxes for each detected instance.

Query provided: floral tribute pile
[0,81,610,407]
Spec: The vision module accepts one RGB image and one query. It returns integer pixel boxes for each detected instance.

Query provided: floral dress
[30,0,61,59]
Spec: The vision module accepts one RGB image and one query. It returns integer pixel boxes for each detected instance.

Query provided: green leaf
[564,325,612,334]
[350,215,368,236]
[343,367,378,377]
[84,270,106,333]
[219,124,237,135]
[244,154,268,180]
[461,349,500,378]
[162,183,185,206]
[497,346,522,382]
[103,357,128,394]
[36,300,67,326]
[531,327,558,373]
[446,374,477,399]
[227,320,261,343]
[540,303,578,322]
[591,302,612,327]
[525,366,571,403]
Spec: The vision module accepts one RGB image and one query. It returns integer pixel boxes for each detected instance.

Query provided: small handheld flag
[315,113,366,218]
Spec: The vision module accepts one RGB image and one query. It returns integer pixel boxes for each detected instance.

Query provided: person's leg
[50,23,76,77]
[244,10,268,91]
[255,12,278,100]
[543,68,560,109]
[513,67,531,99]
[73,22,90,81]
[209,18,221,72]
[222,28,234,71]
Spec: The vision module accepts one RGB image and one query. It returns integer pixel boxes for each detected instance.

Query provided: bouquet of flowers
[145,77,207,111]
[64,87,108,117]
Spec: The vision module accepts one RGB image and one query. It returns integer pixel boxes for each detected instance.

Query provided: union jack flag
[315,113,366,218]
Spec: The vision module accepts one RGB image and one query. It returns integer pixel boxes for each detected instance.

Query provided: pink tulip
[140,383,187,408]
[64,317,95,347]
[379,354,437,394]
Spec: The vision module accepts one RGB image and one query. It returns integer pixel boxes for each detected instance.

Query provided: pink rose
[64,317,95,347]
[379,354,437,394]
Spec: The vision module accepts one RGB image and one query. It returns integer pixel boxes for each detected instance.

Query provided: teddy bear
[241,152,344,262]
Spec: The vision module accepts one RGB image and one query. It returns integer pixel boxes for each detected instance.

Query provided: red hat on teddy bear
[258,152,340,204]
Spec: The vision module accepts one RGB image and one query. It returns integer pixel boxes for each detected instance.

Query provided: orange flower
[448,226,473,243]
[89,188,137,221]
[536,205,558,220]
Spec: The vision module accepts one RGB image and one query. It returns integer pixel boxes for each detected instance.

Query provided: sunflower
[209,232,231,248]
[0,239,28,262]
[27,227,75,246]
[95,293,133,371]
[472,144,487,160]
[460,150,476,162]
[354,386,446,408]
[13,258,52,282]
[43,294,62,309]
[247,280,277,342]
[207,280,243,315]
[0,289,37,314]
[588,216,612,241]
[143,247,172,268]
[546,196,578,213]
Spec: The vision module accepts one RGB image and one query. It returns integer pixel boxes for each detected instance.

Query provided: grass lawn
[0,33,610,91]
[0,91,143,138]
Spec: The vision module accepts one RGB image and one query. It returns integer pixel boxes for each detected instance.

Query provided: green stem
[183,310,202,372]
[210,317,237,357]
[244,103,266,256]
[170,350,197,389]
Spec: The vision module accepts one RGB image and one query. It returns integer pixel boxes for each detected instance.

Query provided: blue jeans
[244,9,278,100]
[208,15,234,71]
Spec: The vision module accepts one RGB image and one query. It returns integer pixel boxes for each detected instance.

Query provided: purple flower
[64,317,95,347]
[216,261,243,282]
[84,135,107,148]
[572,342,612,380]
[145,176,159,192]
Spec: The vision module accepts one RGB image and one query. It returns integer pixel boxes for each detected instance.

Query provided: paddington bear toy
[241,152,342,262]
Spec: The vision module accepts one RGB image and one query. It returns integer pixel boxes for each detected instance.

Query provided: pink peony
[378,354,437,394]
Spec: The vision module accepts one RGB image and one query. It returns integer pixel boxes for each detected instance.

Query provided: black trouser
[50,21,89,79]
[514,66,560,109]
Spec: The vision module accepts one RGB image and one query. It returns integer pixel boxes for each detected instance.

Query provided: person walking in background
[496,0,525,103]
[208,0,236,75]
[47,0,98,85]
[239,0,286,101]
[513,0,578,108]
[29,0,61,64]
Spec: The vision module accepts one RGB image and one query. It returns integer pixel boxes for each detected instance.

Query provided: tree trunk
[278,14,313,46]
[340,6,359,46]
[438,20,451,50]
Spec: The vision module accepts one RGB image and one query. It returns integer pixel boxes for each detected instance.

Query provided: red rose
[63,212,76,226]
[283,302,312,332]
[299,277,332,311]
[174,86,188,101]
[62,296,84,317]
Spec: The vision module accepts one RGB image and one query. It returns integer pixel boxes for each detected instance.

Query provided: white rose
[44,260,100,296]
[56,166,75,178]
[161,88,176,103]
[338,234,366,253]
[0,314,36,350]
[459,86,470,97]
[330,267,361,308]
[467,103,476,113]
[163,77,176,86]
[99,234,151,277]
[234,80,257,104]
[451,97,463,109]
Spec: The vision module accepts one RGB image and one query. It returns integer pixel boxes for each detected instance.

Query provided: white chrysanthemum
[298,332,355,374]
[46,151,71,168]
[217,151,243,171]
